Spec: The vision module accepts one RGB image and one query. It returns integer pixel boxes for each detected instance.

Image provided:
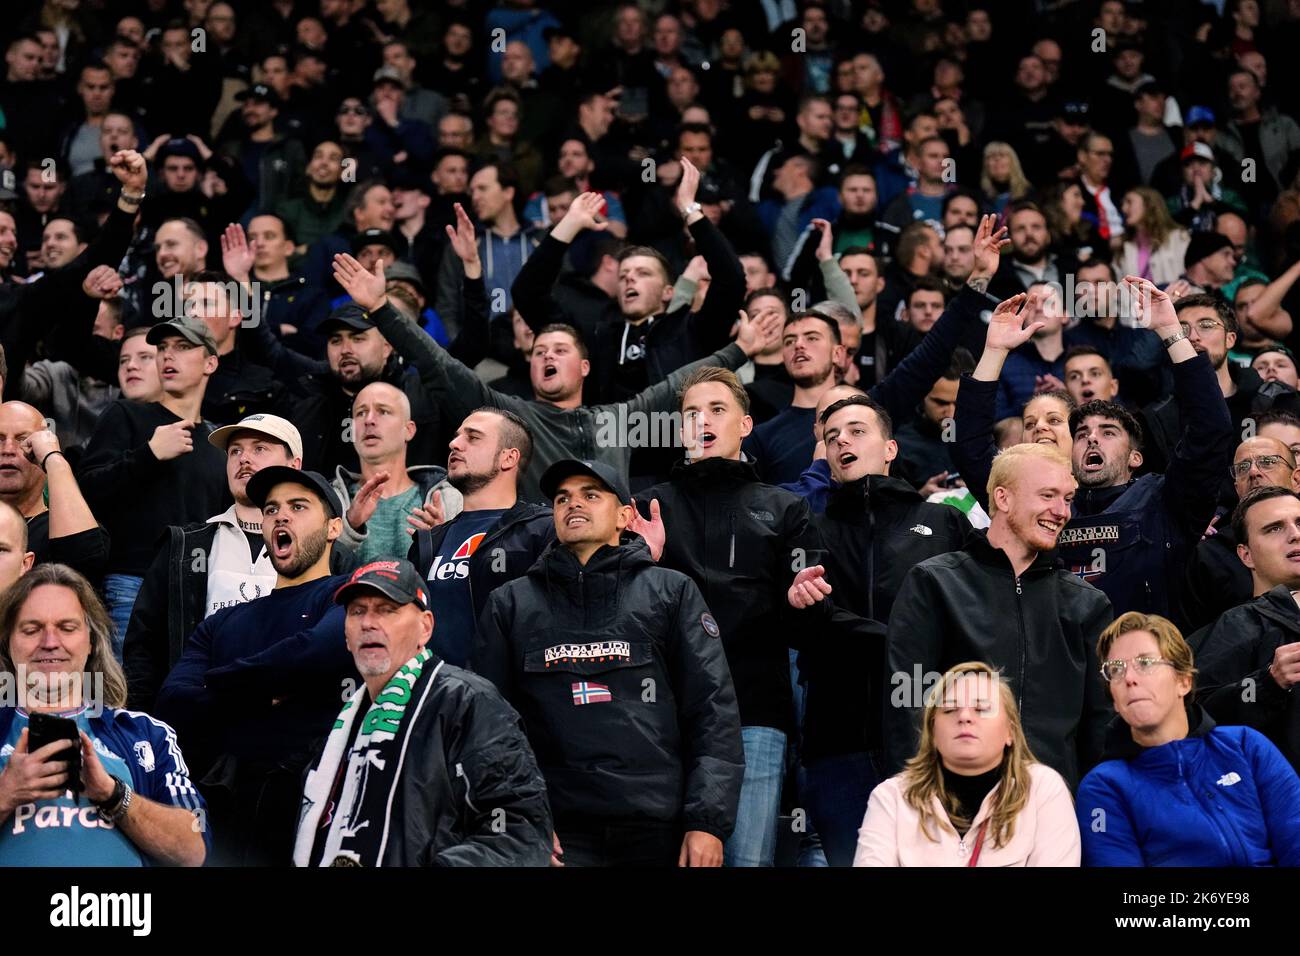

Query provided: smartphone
[944,471,963,488]
[27,713,82,795]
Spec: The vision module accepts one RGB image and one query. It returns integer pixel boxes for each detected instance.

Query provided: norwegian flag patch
[571,681,612,705]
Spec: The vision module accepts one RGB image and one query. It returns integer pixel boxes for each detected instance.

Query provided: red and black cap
[333,558,429,610]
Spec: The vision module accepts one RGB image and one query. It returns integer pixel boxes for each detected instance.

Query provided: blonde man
[886,442,1114,787]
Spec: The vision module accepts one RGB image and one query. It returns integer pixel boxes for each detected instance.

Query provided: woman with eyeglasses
[854,662,1080,867]
[1077,611,1300,866]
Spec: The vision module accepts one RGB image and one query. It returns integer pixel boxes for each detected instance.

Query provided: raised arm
[444,202,492,369]
[512,191,607,335]
[1241,258,1300,342]
[681,160,746,349]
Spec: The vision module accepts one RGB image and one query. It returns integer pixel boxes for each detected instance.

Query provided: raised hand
[81,264,123,300]
[736,308,783,357]
[626,498,665,561]
[406,489,446,534]
[21,429,61,469]
[148,421,194,461]
[109,149,147,192]
[1034,373,1067,394]
[984,291,1044,353]
[788,565,833,609]
[1121,274,1178,333]
[221,222,254,281]
[333,253,388,312]
[676,156,701,213]
[812,218,835,262]
[346,472,390,530]
[970,214,1010,282]
[445,203,480,266]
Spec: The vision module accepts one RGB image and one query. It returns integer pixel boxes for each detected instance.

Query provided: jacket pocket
[524,639,653,677]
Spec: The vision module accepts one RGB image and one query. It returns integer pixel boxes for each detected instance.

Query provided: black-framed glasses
[338,105,368,117]
[1230,454,1292,478]
[1100,656,1176,682]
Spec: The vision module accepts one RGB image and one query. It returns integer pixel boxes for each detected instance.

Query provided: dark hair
[896,222,939,269]
[1255,408,1300,431]
[1233,486,1300,546]
[1175,292,1237,335]
[1006,198,1046,226]
[161,216,206,243]
[941,187,980,218]
[745,286,788,312]
[344,180,390,226]
[1025,388,1077,415]
[677,122,712,142]
[784,310,841,343]
[943,346,975,380]
[1064,344,1111,367]
[904,108,937,132]
[616,244,672,282]
[1070,399,1144,451]
[840,162,875,185]
[543,174,578,198]
[821,393,893,438]
[535,322,588,359]
[908,275,947,306]
[249,210,294,244]
[473,160,520,196]
[46,216,89,245]
[468,406,534,482]
[80,60,112,78]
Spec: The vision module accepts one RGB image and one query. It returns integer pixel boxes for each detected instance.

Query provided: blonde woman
[1116,187,1190,286]
[979,142,1031,215]
[855,661,1080,866]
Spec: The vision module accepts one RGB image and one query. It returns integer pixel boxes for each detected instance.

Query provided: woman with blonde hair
[1078,611,1300,866]
[854,661,1080,866]
[1116,187,1191,286]
[978,142,1031,215]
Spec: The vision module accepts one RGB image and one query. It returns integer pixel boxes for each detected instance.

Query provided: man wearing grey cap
[125,413,351,711]
[156,464,357,866]
[78,313,230,644]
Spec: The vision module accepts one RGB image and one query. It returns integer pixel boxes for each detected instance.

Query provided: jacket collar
[966,529,1060,575]
[668,453,760,486]
[206,504,243,530]
[1102,700,1217,762]
[825,473,920,518]
[534,532,654,580]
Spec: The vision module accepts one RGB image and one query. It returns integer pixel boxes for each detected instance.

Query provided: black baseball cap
[333,558,429,610]
[540,458,632,505]
[237,83,282,108]
[245,467,343,518]
[318,302,375,334]
[156,137,204,166]
[350,228,408,258]
[1058,100,1090,121]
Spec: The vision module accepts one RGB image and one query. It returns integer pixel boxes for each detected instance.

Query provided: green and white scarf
[293,649,442,867]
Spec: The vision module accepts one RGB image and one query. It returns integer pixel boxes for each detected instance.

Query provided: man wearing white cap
[124,413,317,710]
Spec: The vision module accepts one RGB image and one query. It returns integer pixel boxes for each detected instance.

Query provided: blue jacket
[1078,706,1300,866]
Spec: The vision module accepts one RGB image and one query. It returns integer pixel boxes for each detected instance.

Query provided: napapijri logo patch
[572,682,612,705]
[909,524,933,536]
[701,613,720,637]
[1216,772,1242,787]
[1058,525,1120,546]
[544,641,631,666]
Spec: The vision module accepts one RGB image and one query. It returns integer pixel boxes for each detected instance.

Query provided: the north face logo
[909,524,933,536]
[749,509,775,522]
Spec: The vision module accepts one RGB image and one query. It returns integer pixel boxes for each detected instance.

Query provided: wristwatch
[98,777,133,823]
[119,188,146,203]
[1160,330,1188,348]
[681,201,702,218]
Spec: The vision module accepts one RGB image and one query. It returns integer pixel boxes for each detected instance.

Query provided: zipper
[579,570,586,628]
[1014,574,1026,712]
[863,481,875,619]
[455,762,479,813]
[728,513,736,569]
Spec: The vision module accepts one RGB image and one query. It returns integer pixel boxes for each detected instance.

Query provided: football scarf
[293,649,442,867]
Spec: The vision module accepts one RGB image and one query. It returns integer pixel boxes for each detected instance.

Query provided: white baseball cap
[208,414,304,460]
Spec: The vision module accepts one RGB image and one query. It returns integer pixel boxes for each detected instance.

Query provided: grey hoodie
[331,464,464,557]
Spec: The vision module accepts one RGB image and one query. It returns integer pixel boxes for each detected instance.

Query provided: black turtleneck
[941,763,1003,835]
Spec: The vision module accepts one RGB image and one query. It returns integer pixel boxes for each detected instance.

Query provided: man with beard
[78,315,230,647]
[0,402,108,584]
[123,414,336,711]
[156,467,356,866]
[1055,278,1234,624]
[785,394,971,865]
[885,442,1113,787]
[1182,436,1300,633]
[274,140,348,255]
[409,408,554,668]
[988,201,1065,300]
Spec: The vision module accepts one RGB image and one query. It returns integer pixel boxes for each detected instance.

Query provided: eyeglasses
[1179,318,1224,335]
[1230,454,1293,478]
[1100,655,1176,682]
[338,105,368,116]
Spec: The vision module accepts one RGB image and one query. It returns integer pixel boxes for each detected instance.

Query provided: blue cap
[1186,105,1216,127]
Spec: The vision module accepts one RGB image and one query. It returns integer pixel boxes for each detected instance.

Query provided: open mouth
[623,288,639,304]
[699,431,716,447]
[542,364,557,380]
[358,641,385,651]
[272,528,294,559]
[1037,518,1063,535]
[1035,436,1057,445]
[1081,388,1095,400]
[564,513,588,527]
[1082,450,1104,471]
[235,468,255,481]
[839,452,858,467]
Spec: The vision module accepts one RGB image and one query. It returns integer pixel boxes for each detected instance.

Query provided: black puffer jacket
[473,536,744,840]
[636,456,820,733]
[795,475,972,761]
[1195,585,1300,773]
[885,532,1114,787]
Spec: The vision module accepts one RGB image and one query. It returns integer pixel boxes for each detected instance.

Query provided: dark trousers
[799,751,884,868]
[555,817,682,867]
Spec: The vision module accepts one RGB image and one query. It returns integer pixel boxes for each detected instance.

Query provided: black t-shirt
[25,511,110,585]
[940,763,1003,837]
[609,319,653,400]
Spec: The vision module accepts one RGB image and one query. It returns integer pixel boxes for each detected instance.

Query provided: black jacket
[885,532,1114,787]
[796,475,972,761]
[299,655,554,866]
[123,520,357,713]
[1195,585,1300,773]
[473,536,744,840]
[409,499,555,633]
[1182,520,1254,634]
[512,217,746,403]
[636,456,819,733]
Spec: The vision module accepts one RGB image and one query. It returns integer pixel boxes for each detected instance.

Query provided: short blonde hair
[986,442,1073,511]
[1096,611,1197,696]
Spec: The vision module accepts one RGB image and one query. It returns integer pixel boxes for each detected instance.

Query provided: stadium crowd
[1,0,1300,868]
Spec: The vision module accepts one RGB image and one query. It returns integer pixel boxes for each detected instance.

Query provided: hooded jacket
[1077,704,1300,866]
[331,464,463,555]
[885,532,1114,787]
[472,536,744,840]
[1195,585,1300,772]
[796,475,972,761]
[635,456,819,732]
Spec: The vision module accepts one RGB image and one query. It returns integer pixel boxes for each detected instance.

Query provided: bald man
[0,500,34,593]
[0,402,107,584]
[332,381,462,563]
[1184,435,1300,633]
